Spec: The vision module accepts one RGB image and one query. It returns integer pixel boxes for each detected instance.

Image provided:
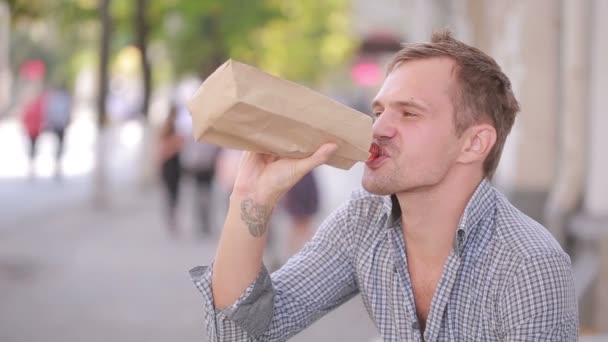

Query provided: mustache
[373,138,391,147]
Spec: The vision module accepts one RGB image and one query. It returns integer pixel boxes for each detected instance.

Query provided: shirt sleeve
[189,202,359,341]
[189,263,273,342]
[498,252,579,341]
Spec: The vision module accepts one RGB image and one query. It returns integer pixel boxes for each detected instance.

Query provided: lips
[367,143,381,162]
[366,143,388,168]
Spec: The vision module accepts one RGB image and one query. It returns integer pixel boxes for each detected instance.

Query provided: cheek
[400,125,459,167]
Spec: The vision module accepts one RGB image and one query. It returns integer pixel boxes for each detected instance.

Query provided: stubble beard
[362,166,404,196]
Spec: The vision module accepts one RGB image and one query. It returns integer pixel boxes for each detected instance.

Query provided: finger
[264,154,280,163]
[238,151,255,166]
[295,143,338,175]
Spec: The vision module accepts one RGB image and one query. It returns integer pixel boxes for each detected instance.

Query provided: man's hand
[232,143,338,207]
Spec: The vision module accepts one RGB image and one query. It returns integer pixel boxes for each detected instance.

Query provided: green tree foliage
[7,0,98,85]
[8,0,356,85]
[150,0,356,83]
[250,1,356,83]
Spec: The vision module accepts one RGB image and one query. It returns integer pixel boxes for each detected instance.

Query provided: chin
[362,175,394,196]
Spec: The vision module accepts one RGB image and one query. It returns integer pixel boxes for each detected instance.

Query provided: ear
[456,124,497,165]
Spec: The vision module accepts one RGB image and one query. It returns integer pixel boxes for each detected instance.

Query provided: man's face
[362,57,464,195]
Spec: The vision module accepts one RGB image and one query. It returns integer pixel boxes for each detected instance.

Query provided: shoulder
[488,189,574,304]
[480,188,572,288]
[486,191,577,335]
[492,190,568,261]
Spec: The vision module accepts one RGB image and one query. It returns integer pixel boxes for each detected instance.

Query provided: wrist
[229,193,274,238]
[230,189,278,209]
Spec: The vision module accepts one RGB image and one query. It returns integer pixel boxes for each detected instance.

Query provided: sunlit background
[0,0,606,341]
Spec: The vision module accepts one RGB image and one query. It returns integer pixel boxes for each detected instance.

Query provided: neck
[396,170,483,263]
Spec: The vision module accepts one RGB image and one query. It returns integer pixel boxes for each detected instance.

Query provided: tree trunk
[134,0,156,190]
[94,0,111,207]
[0,1,10,115]
[199,15,227,79]
[135,0,151,118]
[98,0,110,128]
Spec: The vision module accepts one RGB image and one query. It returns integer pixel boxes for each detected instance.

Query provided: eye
[403,111,417,117]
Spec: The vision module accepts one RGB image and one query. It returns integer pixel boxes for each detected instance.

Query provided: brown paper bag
[186,59,373,170]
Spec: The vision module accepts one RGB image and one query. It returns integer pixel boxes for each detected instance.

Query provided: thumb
[295,143,338,175]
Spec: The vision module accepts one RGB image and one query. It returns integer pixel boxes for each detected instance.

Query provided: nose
[372,112,397,141]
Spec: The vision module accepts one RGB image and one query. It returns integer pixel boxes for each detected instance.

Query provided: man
[190,31,578,341]
[177,102,220,236]
[45,84,72,180]
[22,87,46,179]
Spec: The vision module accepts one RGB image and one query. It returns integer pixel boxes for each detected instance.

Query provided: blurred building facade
[352,0,607,333]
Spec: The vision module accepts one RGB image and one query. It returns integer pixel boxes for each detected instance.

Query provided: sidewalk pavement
[0,179,377,342]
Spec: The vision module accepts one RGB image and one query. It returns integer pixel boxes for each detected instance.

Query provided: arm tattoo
[240,198,271,237]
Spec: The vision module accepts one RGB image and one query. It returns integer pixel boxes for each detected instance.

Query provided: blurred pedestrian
[21,89,47,179]
[157,104,184,235]
[45,84,72,180]
[180,135,220,237]
[283,170,320,256]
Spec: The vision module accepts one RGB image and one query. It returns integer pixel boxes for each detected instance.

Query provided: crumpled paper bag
[187,59,372,170]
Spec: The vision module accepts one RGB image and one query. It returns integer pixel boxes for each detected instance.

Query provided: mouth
[365,143,388,168]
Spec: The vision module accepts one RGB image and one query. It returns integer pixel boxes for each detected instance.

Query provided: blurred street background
[0,0,607,341]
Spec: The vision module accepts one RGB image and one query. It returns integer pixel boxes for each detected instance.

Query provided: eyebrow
[371,99,430,113]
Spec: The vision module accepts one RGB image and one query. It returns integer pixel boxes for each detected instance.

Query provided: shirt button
[412,321,420,330]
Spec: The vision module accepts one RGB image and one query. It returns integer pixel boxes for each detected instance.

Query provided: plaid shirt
[190,179,578,341]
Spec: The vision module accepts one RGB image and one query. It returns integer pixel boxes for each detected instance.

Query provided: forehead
[373,57,457,110]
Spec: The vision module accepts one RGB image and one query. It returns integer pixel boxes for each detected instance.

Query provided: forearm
[210,143,337,309]
[212,193,274,308]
